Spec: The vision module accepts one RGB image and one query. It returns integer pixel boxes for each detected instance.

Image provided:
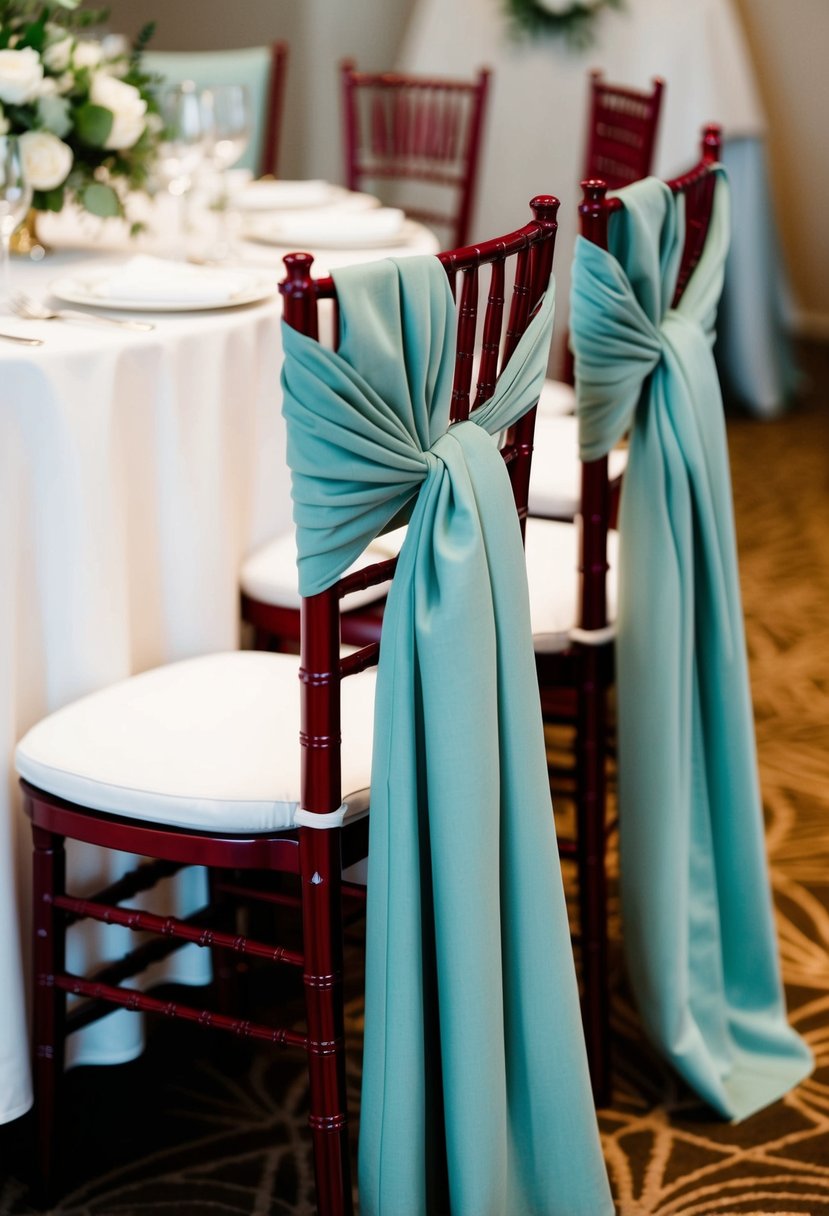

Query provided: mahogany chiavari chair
[340,60,491,249]
[531,69,666,515]
[583,69,665,188]
[16,196,559,1214]
[528,125,723,1103]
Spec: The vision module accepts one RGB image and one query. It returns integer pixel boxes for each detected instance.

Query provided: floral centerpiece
[504,0,623,48]
[0,0,158,221]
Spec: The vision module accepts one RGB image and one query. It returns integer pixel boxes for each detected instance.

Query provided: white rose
[101,34,131,60]
[37,76,58,97]
[74,40,104,70]
[42,35,74,73]
[0,48,45,105]
[54,71,75,95]
[19,129,73,190]
[90,72,147,150]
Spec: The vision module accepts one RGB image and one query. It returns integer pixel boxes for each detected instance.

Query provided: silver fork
[10,292,155,332]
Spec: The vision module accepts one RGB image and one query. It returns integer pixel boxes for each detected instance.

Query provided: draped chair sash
[571,175,812,1119]
[283,256,613,1216]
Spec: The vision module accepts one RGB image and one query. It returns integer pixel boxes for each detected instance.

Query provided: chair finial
[280,253,318,334]
[579,180,610,248]
[702,123,722,163]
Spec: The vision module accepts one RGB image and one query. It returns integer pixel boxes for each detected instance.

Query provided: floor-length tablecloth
[398,0,795,416]
[0,207,439,1124]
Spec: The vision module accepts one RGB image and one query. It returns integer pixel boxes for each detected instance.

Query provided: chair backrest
[583,69,665,189]
[279,196,559,819]
[143,42,288,176]
[340,60,491,248]
[577,124,722,632]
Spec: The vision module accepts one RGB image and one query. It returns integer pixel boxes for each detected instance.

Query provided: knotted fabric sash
[283,256,613,1215]
[571,174,812,1119]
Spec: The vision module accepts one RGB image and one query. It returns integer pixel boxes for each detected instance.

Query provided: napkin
[234,179,336,212]
[90,256,262,306]
[248,207,408,250]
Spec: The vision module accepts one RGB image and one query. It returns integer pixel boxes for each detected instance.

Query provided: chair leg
[576,647,612,1106]
[31,824,67,1203]
[299,828,353,1216]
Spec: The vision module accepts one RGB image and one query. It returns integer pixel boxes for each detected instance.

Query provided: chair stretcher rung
[62,858,184,927]
[53,893,304,966]
[56,973,307,1048]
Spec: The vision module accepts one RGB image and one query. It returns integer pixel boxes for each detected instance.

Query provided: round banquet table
[0,197,439,1125]
[398,0,796,417]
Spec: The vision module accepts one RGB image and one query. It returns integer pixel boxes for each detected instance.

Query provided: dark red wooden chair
[262,40,289,177]
[529,125,723,1104]
[17,195,559,1214]
[340,60,491,249]
[531,69,665,509]
[583,68,665,189]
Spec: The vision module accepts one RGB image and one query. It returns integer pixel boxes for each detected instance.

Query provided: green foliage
[0,0,159,219]
[74,101,113,147]
[32,184,64,209]
[81,179,119,215]
[503,0,623,49]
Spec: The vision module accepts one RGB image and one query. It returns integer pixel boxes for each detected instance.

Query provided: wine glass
[200,83,251,257]
[0,136,32,305]
[156,81,208,250]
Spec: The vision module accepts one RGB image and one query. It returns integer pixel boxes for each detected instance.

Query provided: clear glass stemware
[0,136,33,305]
[157,81,208,251]
[200,83,252,258]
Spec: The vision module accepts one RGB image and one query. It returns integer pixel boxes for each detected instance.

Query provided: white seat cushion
[15,651,376,834]
[529,414,629,519]
[538,377,576,418]
[240,526,406,610]
[525,517,619,654]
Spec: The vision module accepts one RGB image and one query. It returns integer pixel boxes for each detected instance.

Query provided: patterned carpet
[1,343,827,1215]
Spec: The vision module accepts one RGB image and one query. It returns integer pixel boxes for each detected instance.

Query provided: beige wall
[109,0,829,333]
[731,0,829,335]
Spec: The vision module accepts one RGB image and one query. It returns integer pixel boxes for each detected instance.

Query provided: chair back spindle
[341,61,491,248]
[583,69,665,189]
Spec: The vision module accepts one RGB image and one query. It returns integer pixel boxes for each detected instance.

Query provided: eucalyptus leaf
[74,102,113,148]
[82,181,120,217]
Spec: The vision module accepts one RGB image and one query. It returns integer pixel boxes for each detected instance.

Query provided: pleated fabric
[571,173,813,1119]
[283,256,613,1215]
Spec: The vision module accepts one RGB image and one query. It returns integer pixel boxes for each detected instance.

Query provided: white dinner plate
[232,179,350,212]
[49,270,278,313]
[244,217,418,251]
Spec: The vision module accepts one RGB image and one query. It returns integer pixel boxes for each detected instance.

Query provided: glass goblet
[200,83,252,258]
[0,135,33,305]
[156,81,208,251]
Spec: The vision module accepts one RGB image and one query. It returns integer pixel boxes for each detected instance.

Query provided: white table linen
[0,197,439,1124]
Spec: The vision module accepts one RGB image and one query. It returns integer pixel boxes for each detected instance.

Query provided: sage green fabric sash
[571,174,813,1119]
[283,257,613,1215]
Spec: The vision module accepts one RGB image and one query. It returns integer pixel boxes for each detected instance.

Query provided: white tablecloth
[399,0,795,416]
[0,200,439,1124]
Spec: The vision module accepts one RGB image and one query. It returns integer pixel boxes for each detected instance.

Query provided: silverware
[0,330,43,346]
[10,292,155,332]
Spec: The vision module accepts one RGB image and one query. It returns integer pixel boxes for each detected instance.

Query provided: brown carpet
[1,343,827,1215]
